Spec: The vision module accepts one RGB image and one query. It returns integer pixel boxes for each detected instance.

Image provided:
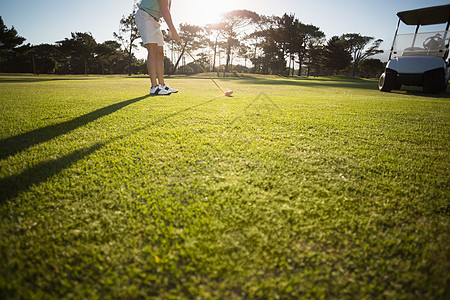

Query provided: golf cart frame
[379,4,450,93]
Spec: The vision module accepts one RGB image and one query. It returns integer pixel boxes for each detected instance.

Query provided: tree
[114,6,140,76]
[291,21,324,76]
[304,41,324,77]
[238,44,251,68]
[31,44,59,74]
[164,56,174,74]
[205,23,223,72]
[342,33,383,77]
[96,41,122,74]
[216,10,259,73]
[0,16,26,71]
[273,14,295,75]
[249,14,325,76]
[251,15,280,75]
[321,36,352,75]
[170,23,204,75]
[57,32,97,74]
[195,52,211,72]
[358,58,384,78]
[0,17,25,53]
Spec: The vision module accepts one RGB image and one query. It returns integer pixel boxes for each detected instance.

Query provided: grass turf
[0,74,449,299]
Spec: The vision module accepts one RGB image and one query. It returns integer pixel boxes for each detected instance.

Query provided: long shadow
[0,95,223,204]
[389,88,450,99]
[0,77,95,83]
[233,76,378,90]
[0,95,150,160]
[0,142,104,203]
[230,75,450,96]
[178,74,379,91]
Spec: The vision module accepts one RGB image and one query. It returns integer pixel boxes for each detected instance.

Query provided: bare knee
[145,43,159,58]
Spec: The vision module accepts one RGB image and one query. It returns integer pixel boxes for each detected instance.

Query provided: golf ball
[225,90,233,97]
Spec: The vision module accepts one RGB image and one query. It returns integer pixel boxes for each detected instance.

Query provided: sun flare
[173,0,228,26]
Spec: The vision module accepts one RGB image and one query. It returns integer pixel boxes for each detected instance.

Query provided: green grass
[0,74,449,299]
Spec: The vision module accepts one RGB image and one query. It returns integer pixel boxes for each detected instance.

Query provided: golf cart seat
[402,47,446,57]
[402,47,426,56]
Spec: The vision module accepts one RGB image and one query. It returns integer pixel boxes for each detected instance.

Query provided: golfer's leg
[157,46,165,86]
[146,43,159,88]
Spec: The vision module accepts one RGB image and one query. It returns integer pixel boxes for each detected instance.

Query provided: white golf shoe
[150,85,171,95]
[161,84,178,93]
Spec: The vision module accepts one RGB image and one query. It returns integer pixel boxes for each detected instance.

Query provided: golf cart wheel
[423,69,445,94]
[379,71,396,92]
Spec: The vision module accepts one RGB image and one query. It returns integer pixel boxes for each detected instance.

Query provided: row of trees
[0,6,385,77]
[0,17,146,75]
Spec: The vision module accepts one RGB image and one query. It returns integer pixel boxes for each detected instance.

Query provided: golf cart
[379,4,450,93]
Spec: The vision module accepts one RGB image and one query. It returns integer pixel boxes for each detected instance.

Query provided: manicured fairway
[0,74,449,298]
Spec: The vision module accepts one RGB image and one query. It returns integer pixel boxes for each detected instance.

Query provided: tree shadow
[388,88,450,98]
[232,75,378,90]
[0,95,223,204]
[0,77,96,83]
[229,75,450,96]
[0,95,150,160]
[0,142,104,203]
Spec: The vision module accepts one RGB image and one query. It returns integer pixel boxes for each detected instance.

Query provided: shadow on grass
[0,142,104,203]
[0,95,223,204]
[189,74,450,97]
[183,74,378,91]
[234,76,378,90]
[388,88,450,98]
[0,95,150,160]
[0,76,97,83]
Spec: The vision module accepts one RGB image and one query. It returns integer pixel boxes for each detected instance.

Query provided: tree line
[0,8,385,77]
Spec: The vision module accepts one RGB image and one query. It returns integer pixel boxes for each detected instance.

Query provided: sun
[173,0,229,26]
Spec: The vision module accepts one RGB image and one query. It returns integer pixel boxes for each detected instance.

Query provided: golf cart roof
[397,4,450,26]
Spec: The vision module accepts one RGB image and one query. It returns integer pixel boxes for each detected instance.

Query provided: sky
[1,0,449,61]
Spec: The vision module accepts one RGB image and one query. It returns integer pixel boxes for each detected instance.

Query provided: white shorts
[135,9,164,46]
